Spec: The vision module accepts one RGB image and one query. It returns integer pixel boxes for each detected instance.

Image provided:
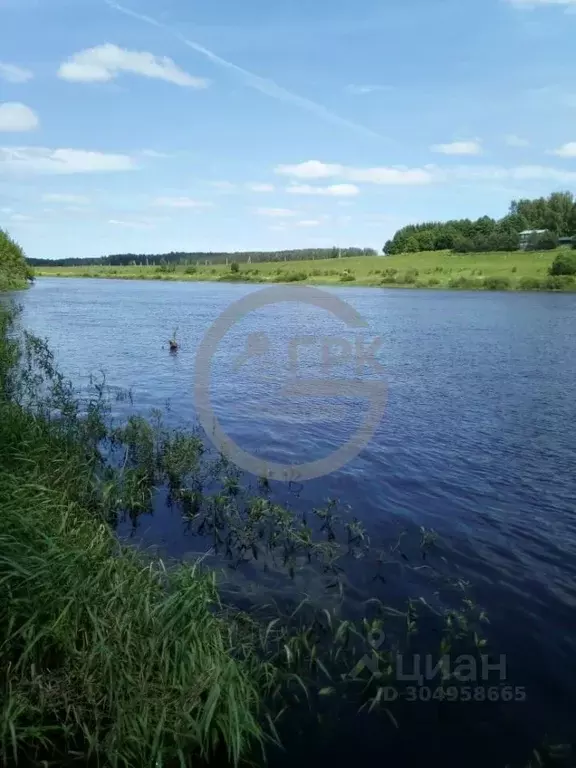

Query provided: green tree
[230,261,240,273]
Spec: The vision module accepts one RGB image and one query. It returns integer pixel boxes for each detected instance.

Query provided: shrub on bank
[519,277,542,291]
[549,251,576,276]
[482,276,512,291]
[448,275,481,290]
[283,271,308,282]
[542,275,575,291]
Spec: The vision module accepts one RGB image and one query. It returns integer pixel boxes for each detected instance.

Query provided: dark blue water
[16,278,576,765]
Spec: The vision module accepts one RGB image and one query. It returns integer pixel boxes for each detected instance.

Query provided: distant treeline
[27,247,378,268]
[384,192,576,255]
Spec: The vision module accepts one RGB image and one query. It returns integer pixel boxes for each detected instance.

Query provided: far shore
[32,249,576,292]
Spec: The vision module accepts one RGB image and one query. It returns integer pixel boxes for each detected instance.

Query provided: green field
[34,248,576,291]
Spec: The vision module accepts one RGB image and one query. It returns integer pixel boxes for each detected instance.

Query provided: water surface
[16,277,576,765]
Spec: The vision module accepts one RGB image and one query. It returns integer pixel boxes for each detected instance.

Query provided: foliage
[384,191,576,255]
[482,276,511,291]
[230,261,240,273]
[549,251,576,276]
[0,228,33,290]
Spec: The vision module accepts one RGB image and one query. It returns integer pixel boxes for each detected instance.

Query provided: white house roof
[519,229,547,235]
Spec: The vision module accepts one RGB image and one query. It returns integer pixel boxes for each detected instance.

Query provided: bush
[185,265,197,275]
[448,275,481,290]
[230,261,240,273]
[381,268,398,282]
[549,251,576,276]
[427,277,440,287]
[339,273,355,282]
[482,276,511,291]
[283,271,308,282]
[543,275,575,291]
[519,277,542,291]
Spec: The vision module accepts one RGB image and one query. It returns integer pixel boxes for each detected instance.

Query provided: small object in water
[169,340,178,352]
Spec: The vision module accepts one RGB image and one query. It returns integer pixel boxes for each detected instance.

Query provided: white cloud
[9,213,32,222]
[431,140,482,156]
[269,224,287,231]
[42,193,91,204]
[246,182,275,192]
[0,103,38,132]
[0,147,136,174]
[0,63,33,83]
[505,134,530,147]
[549,142,576,158]
[286,183,360,197]
[296,219,321,227]
[275,161,341,179]
[58,44,209,87]
[152,196,212,208]
[345,84,391,95]
[255,207,298,217]
[275,160,432,185]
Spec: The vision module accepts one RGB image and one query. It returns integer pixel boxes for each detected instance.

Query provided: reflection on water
[17,277,576,766]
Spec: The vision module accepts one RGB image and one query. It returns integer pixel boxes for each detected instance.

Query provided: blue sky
[1,0,576,260]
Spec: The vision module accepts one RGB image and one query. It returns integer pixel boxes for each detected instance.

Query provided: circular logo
[193,284,387,481]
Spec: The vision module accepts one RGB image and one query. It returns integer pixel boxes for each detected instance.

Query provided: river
[15,277,576,766]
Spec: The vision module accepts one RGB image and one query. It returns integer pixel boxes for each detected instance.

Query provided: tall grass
[0,309,266,767]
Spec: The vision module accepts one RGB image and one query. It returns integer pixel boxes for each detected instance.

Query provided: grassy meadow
[33,248,576,291]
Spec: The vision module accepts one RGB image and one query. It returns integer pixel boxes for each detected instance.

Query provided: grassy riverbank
[33,249,576,291]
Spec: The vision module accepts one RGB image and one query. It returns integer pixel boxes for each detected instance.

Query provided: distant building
[558,236,575,247]
[518,229,547,250]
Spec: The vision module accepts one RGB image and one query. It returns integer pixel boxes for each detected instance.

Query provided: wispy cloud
[0,62,33,83]
[152,196,212,208]
[549,142,576,157]
[108,218,154,228]
[246,182,275,192]
[0,147,136,174]
[435,164,576,183]
[58,43,209,87]
[104,1,385,140]
[209,181,236,191]
[140,149,171,158]
[506,0,576,8]
[0,102,39,132]
[504,134,530,147]
[431,140,482,156]
[286,183,360,197]
[42,193,91,204]
[296,219,321,227]
[255,207,298,218]
[345,84,391,95]
[275,160,433,185]
[275,159,576,186]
